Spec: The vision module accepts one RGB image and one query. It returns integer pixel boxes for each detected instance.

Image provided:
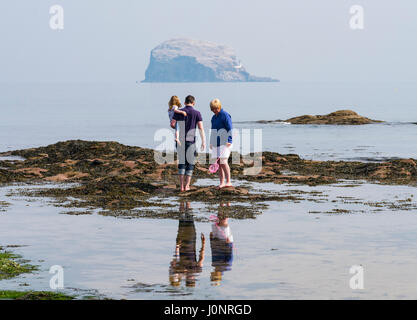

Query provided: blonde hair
[168,96,182,110]
[210,98,222,111]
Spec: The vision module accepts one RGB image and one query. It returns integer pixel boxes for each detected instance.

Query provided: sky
[0,0,416,83]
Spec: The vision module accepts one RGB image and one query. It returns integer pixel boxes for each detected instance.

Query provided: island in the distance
[142,38,279,83]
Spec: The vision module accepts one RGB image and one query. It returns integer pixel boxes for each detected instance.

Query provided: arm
[224,114,233,145]
[197,233,205,268]
[197,121,206,151]
[175,242,180,259]
[174,108,187,117]
[209,119,214,150]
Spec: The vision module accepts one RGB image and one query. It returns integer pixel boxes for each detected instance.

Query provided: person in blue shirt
[209,99,233,189]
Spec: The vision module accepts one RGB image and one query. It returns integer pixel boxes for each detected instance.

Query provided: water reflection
[169,202,235,288]
[210,202,234,286]
[169,202,205,287]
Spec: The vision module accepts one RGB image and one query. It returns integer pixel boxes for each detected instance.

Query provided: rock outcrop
[255,110,383,125]
[285,110,383,125]
[143,38,278,82]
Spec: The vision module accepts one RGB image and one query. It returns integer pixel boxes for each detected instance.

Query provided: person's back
[170,95,206,192]
[174,105,202,143]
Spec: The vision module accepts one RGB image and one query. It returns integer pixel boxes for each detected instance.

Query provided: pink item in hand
[209,215,219,222]
[209,147,227,174]
[209,161,220,174]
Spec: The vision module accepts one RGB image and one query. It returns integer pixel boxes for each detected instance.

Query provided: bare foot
[184,186,191,192]
[217,184,225,190]
[218,184,233,189]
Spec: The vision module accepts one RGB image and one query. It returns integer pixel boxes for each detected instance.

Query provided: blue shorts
[178,141,196,176]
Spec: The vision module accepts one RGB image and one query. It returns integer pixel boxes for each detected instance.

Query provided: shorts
[178,141,197,176]
[211,144,233,160]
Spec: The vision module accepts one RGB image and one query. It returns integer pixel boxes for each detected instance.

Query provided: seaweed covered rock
[255,110,383,125]
[180,186,249,200]
[1,140,417,187]
[1,140,416,214]
[285,110,382,125]
[0,247,37,280]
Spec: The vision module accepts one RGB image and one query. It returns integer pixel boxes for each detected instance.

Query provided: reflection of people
[169,202,205,287]
[209,99,233,189]
[210,203,234,286]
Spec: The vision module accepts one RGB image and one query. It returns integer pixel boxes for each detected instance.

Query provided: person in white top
[210,203,234,286]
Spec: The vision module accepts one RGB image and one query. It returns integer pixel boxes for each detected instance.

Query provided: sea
[1,81,417,299]
[1,82,416,160]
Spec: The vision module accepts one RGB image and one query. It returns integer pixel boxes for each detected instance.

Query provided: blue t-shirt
[173,105,203,143]
[210,109,233,146]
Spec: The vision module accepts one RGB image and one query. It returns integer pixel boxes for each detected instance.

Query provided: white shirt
[212,223,234,243]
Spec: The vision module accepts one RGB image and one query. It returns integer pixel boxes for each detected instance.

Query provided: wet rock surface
[0,140,416,214]
[0,201,9,212]
[0,246,37,280]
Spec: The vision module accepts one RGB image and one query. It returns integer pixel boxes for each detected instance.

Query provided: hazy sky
[1,0,416,83]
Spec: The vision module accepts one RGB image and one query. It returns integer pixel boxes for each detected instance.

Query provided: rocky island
[143,38,278,83]
[255,110,383,125]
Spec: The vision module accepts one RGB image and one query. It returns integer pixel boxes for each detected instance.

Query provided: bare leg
[184,175,192,191]
[179,175,185,192]
[218,165,225,189]
[221,160,232,187]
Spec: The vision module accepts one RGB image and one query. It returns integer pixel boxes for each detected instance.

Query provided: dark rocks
[253,110,383,125]
[1,140,416,214]
[180,186,249,200]
[286,110,383,125]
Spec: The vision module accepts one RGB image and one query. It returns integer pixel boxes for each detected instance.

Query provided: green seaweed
[0,247,37,280]
[0,290,74,300]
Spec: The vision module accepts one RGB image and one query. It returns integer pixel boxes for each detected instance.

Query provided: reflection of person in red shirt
[210,203,234,286]
[169,202,205,288]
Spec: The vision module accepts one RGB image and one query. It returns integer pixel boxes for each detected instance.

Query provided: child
[168,96,187,146]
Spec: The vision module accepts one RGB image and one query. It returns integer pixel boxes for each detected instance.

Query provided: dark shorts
[178,141,197,176]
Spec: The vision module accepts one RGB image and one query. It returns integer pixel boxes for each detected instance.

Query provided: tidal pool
[1,181,417,299]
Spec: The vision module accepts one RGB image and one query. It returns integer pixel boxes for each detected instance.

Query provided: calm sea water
[1,82,417,299]
[1,182,417,299]
[0,82,416,160]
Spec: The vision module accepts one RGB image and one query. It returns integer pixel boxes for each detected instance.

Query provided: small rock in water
[285,110,383,125]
